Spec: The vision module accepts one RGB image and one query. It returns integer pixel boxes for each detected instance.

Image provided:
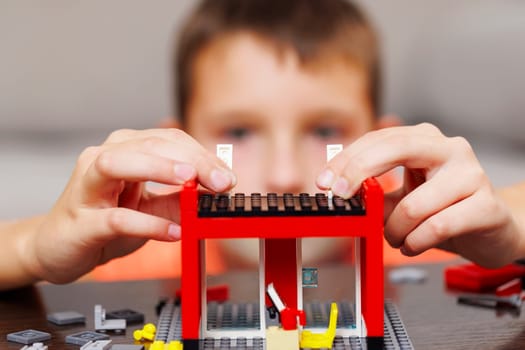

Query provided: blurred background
[0,0,523,219]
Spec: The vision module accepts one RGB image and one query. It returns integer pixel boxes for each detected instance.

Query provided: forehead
[187,32,372,121]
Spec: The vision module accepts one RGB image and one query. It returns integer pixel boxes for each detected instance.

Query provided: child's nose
[265,146,304,194]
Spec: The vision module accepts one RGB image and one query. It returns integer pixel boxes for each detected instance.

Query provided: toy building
[177,175,384,349]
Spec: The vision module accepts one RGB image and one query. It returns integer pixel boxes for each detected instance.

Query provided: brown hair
[174,0,381,122]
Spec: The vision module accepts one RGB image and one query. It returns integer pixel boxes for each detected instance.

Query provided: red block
[445,263,525,292]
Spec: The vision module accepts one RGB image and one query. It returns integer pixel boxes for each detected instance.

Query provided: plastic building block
[266,326,299,350]
[496,278,522,296]
[457,293,522,309]
[150,340,183,350]
[47,310,86,325]
[150,340,166,350]
[445,263,525,292]
[133,323,156,341]
[6,330,51,345]
[216,144,233,169]
[168,340,184,350]
[266,283,305,330]
[300,302,338,349]
[20,343,48,350]
[302,267,318,288]
[94,304,126,332]
[175,285,229,303]
[326,144,343,162]
[156,298,169,315]
[388,267,427,284]
[65,331,110,346]
[106,308,144,324]
[196,192,366,217]
[80,340,112,350]
[111,345,145,350]
[154,299,414,349]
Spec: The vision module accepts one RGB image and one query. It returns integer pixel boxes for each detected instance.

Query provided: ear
[374,114,403,130]
[157,117,182,129]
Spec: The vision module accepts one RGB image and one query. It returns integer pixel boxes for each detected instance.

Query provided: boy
[1,0,523,289]
[94,0,453,279]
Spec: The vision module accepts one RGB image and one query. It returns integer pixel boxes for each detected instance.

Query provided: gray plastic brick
[155,299,414,349]
[47,310,86,325]
[106,308,144,324]
[111,345,145,350]
[65,331,110,346]
[6,329,51,345]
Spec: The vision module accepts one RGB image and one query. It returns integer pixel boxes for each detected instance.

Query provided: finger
[384,162,486,248]
[320,134,450,198]
[135,190,182,224]
[398,188,504,257]
[108,133,236,192]
[103,128,193,144]
[80,149,196,204]
[79,207,182,244]
[80,134,237,203]
[316,124,445,196]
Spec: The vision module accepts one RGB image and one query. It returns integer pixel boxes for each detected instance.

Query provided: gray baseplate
[155,299,413,349]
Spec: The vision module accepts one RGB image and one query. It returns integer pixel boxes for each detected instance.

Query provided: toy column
[264,238,299,311]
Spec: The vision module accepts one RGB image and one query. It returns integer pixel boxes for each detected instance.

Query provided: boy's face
[186,33,374,194]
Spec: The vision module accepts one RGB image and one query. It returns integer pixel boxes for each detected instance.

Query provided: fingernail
[317,169,335,189]
[211,169,232,191]
[332,177,351,198]
[174,163,196,182]
[168,224,181,241]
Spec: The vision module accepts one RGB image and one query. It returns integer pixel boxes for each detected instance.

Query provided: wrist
[16,215,47,284]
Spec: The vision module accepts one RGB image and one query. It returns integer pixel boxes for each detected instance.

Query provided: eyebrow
[202,110,268,126]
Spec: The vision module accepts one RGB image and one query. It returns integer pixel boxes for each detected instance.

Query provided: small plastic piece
[47,310,86,325]
[266,326,299,350]
[496,278,522,297]
[150,340,166,350]
[167,341,183,350]
[106,308,144,324]
[20,343,48,350]
[266,283,306,330]
[65,331,110,346]
[216,144,233,169]
[80,340,112,350]
[389,267,428,284]
[133,323,156,341]
[7,330,51,345]
[457,293,522,309]
[302,267,319,288]
[94,304,126,332]
[111,345,145,350]
[300,302,338,349]
[445,263,525,292]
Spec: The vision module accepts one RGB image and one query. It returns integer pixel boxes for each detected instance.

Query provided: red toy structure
[179,178,384,348]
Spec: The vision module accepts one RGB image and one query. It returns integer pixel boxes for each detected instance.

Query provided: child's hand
[25,128,236,283]
[316,123,523,267]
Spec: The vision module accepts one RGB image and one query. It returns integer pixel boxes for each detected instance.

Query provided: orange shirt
[91,173,455,281]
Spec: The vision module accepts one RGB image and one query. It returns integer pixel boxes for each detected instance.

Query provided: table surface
[1,262,525,349]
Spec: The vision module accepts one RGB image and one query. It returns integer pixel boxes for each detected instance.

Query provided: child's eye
[224,127,252,141]
[311,126,342,140]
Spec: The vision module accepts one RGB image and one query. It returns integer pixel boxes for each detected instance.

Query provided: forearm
[498,181,525,260]
[0,215,44,290]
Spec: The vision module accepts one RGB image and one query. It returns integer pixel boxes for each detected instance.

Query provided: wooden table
[1,262,525,349]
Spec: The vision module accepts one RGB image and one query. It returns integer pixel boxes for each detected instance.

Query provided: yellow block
[300,302,338,349]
